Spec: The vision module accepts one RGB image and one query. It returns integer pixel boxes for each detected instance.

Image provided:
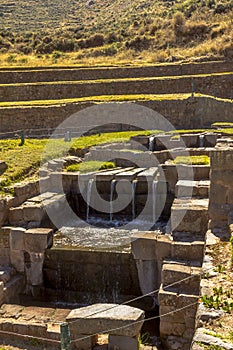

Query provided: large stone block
[208,203,230,222]
[23,204,45,222]
[10,249,24,272]
[181,134,199,148]
[10,227,26,251]
[108,335,138,350]
[211,149,233,171]
[24,228,53,253]
[160,320,186,337]
[204,133,217,147]
[158,288,199,308]
[131,232,157,260]
[156,235,172,261]
[8,207,24,226]
[25,252,44,286]
[66,304,145,337]
[135,259,159,295]
[171,198,209,234]
[209,183,228,205]
[162,263,201,294]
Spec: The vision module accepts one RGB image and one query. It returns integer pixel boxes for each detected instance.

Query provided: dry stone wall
[0,73,232,102]
[0,60,232,84]
[0,96,232,133]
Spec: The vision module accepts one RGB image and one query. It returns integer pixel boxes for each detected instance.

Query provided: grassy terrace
[0,127,233,194]
[0,71,232,87]
[0,94,232,108]
[0,130,160,192]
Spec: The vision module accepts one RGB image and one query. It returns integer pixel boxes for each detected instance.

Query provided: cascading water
[132,179,137,220]
[152,180,158,224]
[86,178,94,222]
[110,179,116,222]
[199,134,205,148]
[149,136,154,151]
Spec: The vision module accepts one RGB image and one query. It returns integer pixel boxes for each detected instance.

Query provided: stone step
[161,261,201,295]
[171,198,209,237]
[85,148,156,168]
[8,193,65,228]
[0,303,71,349]
[175,180,210,198]
[172,240,205,262]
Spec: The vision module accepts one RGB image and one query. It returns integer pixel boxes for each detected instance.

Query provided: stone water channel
[0,133,221,349]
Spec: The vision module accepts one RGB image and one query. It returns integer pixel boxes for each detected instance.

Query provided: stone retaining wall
[0,73,232,102]
[0,96,232,133]
[43,248,141,305]
[0,60,232,84]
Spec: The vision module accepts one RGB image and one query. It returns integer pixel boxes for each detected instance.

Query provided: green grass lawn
[0,130,160,191]
[0,126,232,193]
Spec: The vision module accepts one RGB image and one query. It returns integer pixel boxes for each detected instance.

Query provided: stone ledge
[66,303,145,337]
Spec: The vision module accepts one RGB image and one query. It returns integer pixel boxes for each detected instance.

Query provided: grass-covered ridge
[1,71,232,87]
[0,94,232,109]
[0,130,160,191]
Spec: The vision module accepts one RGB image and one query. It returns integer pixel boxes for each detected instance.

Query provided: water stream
[132,179,137,220]
[86,178,94,222]
[149,136,154,151]
[199,134,205,148]
[110,179,116,222]
[152,180,158,224]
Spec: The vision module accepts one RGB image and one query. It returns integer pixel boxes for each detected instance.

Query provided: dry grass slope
[0,0,232,65]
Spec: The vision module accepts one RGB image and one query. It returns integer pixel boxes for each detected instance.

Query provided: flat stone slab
[115,168,146,180]
[137,167,158,182]
[66,303,145,337]
[95,168,133,181]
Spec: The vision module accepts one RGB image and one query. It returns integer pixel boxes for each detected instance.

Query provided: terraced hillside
[0,61,232,133]
[0,0,232,64]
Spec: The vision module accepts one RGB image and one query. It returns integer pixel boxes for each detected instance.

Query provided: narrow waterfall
[149,136,154,151]
[86,178,94,222]
[132,180,137,220]
[110,179,116,222]
[152,180,158,224]
[199,134,205,148]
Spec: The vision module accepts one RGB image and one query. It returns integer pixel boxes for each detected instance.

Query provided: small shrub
[125,35,152,51]
[173,11,186,35]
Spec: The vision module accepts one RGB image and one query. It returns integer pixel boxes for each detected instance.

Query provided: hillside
[0,0,232,65]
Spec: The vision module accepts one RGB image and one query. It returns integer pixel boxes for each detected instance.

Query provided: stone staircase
[158,175,209,349]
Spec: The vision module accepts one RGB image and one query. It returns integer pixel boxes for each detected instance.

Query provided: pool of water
[54,217,165,251]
